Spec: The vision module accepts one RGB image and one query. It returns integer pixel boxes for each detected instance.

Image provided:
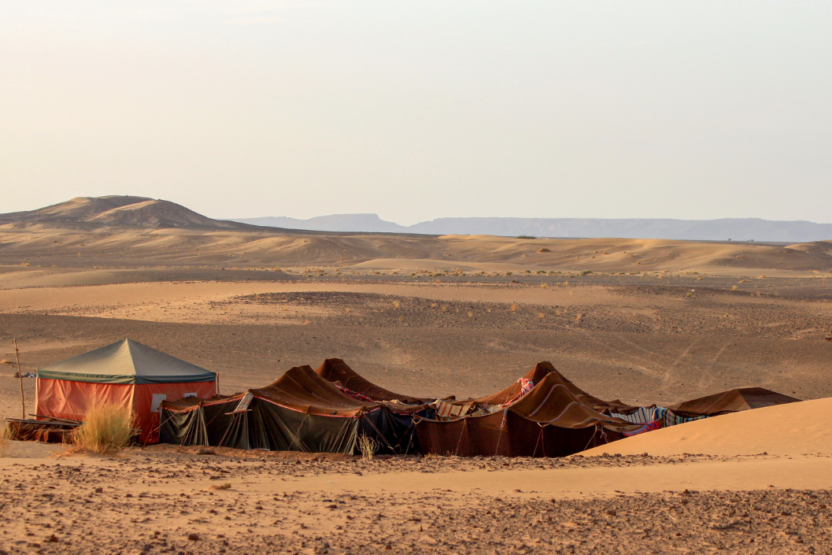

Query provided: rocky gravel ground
[0,450,828,555]
[235,288,831,340]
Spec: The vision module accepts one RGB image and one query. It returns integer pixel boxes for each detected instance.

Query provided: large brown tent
[314,358,433,404]
[159,365,431,454]
[415,362,639,457]
[666,387,800,417]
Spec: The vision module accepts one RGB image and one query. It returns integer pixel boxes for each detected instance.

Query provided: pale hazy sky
[2,1,831,224]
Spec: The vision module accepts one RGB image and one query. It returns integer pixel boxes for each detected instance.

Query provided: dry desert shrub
[69,403,134,456]
[357,435,378,460]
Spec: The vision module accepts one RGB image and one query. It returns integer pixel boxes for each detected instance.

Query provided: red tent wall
[36,378,216,444]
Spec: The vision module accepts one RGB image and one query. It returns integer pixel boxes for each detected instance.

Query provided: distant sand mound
[0,196,258,230]
[582,397,832,457]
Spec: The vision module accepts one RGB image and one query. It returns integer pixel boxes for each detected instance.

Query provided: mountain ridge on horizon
[234,214,832,243]
[3,196,831,243]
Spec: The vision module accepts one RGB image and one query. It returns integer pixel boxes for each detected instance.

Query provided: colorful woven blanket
[621,419,661,437]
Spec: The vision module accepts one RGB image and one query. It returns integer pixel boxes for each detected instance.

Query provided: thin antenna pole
[13,338,25,419]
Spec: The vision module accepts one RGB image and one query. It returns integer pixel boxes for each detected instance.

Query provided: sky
[1,1,831,225]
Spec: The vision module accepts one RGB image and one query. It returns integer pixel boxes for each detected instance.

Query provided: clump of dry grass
[69,403,134,456]
[358,435,378,460]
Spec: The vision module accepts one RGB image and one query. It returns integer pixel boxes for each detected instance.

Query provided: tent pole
[13,338,25,419]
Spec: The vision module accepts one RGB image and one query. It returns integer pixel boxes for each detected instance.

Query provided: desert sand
[1,438,831,554]
[2,199,832,553]
[582,396,832,457]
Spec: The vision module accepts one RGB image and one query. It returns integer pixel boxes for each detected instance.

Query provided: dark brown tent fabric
[247,365,378,416]
[160,365,430,454]
[509,374,636,429]
[667,387,800,417]
[164,365,428,416]
[416,411,616,457]
[314,358,432,404]
[416,368,638,457]
[473,361,559,406]
[472,361,637,414]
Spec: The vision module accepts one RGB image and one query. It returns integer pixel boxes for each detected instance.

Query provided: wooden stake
[14,338,25,419]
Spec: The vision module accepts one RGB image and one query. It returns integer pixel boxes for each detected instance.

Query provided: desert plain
[2,198,832,554]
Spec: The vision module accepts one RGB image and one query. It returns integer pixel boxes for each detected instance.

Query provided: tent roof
[475,361,637,413]
[667,387,800,416]
[164,365,427,416]
[315,358,432,404]
[509,373,635,431]
[250,365,376,416]
[37,339,216,385]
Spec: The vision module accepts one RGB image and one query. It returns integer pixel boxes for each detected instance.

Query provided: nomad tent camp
[36,339,217,443]
[159,364,432,454]
[157,358,803,457]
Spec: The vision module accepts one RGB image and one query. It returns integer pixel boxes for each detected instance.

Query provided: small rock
[187,533,199,541]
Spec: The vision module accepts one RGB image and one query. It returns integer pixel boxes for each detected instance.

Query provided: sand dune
[583,396,832,457]
[3,196,831,276]
[2,224,832,277]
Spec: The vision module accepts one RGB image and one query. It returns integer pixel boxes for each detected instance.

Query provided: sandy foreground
[1,442,831,555]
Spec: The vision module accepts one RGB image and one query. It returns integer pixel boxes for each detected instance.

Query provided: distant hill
[235,214,832,242]
[8,197,831,242]
[0,196,261,231]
